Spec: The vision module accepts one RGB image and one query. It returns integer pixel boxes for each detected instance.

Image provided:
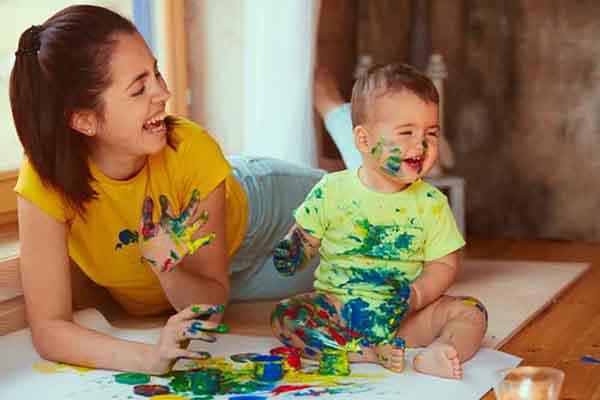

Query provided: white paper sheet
[0,308,521,399]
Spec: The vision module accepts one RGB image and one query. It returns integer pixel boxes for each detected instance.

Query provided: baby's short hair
[350,63,439,127]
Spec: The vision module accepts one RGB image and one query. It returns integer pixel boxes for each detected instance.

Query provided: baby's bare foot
[413,342,463,379]
[373,343,405,373]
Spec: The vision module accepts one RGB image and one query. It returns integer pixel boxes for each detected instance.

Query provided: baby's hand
[389,278,411,324]
[273,238,303,276]
[139,189,215,272]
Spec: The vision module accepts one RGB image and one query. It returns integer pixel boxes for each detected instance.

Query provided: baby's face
[364,90,439,187]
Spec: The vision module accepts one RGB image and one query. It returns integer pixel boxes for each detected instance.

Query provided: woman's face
[91,32,171,174]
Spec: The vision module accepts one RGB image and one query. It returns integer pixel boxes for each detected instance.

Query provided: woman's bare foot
[314,65,345,119]
[413,342,463,379]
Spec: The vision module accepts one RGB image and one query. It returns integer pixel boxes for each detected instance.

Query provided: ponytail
[9,7,140,216]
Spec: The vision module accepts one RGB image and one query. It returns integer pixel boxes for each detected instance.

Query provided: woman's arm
[18,196,211,374]
[153,182,230,311]
[409,250,460,312]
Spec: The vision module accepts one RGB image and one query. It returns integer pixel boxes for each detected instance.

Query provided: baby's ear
[354,125,371,154]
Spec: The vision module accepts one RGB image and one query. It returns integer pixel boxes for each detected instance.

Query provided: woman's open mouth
[142,112,168,135]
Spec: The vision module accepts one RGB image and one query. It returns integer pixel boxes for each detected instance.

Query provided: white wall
[185,0,245,155]
[0,1,133,171]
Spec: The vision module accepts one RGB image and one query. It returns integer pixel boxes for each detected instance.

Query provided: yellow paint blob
[284,370,386,386]
[32,361,93,374]
[431,204,443,216]
[149,395,189,400]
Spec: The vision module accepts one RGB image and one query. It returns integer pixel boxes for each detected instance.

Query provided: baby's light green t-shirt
[294,169,465,303]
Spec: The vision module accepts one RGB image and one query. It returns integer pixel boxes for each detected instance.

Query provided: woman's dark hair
[10,5,176,216]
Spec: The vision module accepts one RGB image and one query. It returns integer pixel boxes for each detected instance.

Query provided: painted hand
[140,189,215,272]
[273,230,305,276]
[386,278,411,330]
[148,304,226,375]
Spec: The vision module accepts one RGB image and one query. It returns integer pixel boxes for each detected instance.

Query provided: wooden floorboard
[468,238,600,400]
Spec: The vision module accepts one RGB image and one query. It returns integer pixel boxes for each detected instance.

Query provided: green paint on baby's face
[369,137,406,178]
[363,91,440,188]
[370,139,384,160]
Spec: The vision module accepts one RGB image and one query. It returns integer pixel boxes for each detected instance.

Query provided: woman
[11,5,322,374]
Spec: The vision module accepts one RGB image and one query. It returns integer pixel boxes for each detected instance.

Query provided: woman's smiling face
[89,32,171,173]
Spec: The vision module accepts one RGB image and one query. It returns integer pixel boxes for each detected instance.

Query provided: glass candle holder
[494,366,565,400]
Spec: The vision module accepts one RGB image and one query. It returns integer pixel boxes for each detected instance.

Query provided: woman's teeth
[143,112,168,130]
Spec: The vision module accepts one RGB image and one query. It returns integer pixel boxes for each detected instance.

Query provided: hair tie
[15,25,43,56]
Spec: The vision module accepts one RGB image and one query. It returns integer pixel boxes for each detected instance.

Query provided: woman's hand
[147,303,227,375]
[140,189,216,272]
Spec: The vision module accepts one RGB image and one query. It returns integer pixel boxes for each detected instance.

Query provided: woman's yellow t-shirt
[14,118,248,316]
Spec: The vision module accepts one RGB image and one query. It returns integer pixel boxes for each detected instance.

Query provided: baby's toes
[389,350,405,372]
[452,363,463,379]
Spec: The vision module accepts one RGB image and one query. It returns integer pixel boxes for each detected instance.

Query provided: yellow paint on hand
[461,298,480,307]
[149,395,189,400]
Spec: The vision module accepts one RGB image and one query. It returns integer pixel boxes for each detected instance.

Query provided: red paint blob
[270,346,302,371]
[133,384,171,397]
[272,384,313,395]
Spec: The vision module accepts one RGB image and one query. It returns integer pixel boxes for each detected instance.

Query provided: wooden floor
[466,238,600,400]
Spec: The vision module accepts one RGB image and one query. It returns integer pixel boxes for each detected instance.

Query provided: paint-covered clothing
[15,118,248,316]
[293,169,465,343]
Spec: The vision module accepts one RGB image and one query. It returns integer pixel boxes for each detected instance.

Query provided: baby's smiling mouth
[403,155,424,172]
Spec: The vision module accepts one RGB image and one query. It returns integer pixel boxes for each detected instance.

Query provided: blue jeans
[227,156,325,302]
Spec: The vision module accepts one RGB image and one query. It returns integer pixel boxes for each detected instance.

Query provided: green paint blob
[114,372,151,385]
[313,187,323,199]
[189,369,220,395]
[422,140,428,148]
[169,373,191,392]
[318,349,350,376]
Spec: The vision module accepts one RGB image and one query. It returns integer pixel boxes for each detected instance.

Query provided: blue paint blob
[581,356,600,364]
[314,294,338,317]
[227,396,268,400]
[251,355,284,382]
[394,232,414,249]
[389,337,406,349]
[305,347,318,356]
